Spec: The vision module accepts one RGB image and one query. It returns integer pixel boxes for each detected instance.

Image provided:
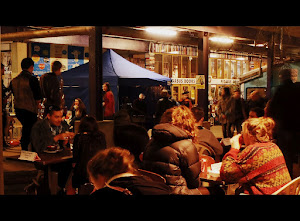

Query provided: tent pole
[89,26,103,121]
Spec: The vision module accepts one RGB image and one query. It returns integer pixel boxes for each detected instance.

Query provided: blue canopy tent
[63,49,171,113]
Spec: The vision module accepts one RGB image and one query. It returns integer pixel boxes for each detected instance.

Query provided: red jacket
[103,91,115,117]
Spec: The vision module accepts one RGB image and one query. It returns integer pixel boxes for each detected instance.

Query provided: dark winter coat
[142,123,202,195]
[90,175,170,197]
[72,131,107,188]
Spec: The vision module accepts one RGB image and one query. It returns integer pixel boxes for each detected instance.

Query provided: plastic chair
[272,176,300,195]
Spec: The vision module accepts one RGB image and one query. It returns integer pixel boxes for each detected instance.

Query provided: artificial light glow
[145,27,177,37]
[209,36,234,44]
[249,43,265,47]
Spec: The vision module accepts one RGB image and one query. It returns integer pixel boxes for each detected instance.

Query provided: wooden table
[35,148,73,166]
[34,148,73,195]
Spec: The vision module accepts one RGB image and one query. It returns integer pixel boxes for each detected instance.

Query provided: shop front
[207,52,268,125]
[146,42,200,104]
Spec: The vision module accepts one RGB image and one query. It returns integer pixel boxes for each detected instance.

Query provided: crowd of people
[2,57,300,196]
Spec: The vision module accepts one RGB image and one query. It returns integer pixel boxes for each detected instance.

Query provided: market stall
[63,49,171,113]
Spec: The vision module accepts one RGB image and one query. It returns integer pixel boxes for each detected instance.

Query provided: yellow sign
[196,75,205,89]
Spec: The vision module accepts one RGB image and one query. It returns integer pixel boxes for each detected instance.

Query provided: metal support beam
[89,26,103,120]
[1,26,93,41]
[197,32,209,120]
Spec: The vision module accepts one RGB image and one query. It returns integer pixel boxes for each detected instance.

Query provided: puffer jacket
[142,123,202,195]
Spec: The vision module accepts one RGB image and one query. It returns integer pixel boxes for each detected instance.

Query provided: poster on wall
[30,42,89,76]
[68,45,84,69]
[50,44,68,72]
[31,43,51,76]
[196,75,205,89]
[1,51,12,88]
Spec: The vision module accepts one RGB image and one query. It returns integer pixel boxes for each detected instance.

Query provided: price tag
[18,150,41,162]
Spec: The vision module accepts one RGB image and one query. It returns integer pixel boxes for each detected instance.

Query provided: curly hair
[242,117,275,143]
[160,105,197,139]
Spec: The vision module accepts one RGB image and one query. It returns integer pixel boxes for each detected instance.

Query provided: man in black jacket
[10,58,42,150]
[31,106,74,154]
[267,68,300,178]
[40,61,64,115]
[154,89,177,124]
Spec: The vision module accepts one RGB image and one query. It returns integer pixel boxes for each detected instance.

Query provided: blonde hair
[160,105,197,139]
[242,117,275,143]
[87,147,136,180]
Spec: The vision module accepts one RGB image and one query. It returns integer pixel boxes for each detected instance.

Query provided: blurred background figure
[133,93,147,116]
[102,82,115,120]
[40,61,64,115]
[249,107,265,118]
[217,87,234,138]
[232,89,247,134]
[245,90,266,116]
[267,68,300,178]
[154,89,177,125]
[69,98,87,130]
[179,91,192,109]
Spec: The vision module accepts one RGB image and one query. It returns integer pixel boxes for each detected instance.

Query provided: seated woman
[220,117,291,195]
[72,116,106,189]
[69,98,87,130]
[87,147,170,196]
[142,105,211,195]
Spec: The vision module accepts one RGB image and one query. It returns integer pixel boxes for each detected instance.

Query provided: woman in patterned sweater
[220,117,291,195]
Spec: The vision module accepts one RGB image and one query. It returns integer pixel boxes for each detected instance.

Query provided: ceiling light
[145,27,177,37]
[209,36,234,44]
[248,43,265,47]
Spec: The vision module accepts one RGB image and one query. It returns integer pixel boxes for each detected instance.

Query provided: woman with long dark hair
[69,98,87,129]
[72,116,107,188]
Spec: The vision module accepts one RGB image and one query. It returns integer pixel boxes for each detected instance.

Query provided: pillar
[197,32,209,120]
[89,26,103,120]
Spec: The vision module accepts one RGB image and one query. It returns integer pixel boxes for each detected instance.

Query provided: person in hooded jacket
[142,105,210,195]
